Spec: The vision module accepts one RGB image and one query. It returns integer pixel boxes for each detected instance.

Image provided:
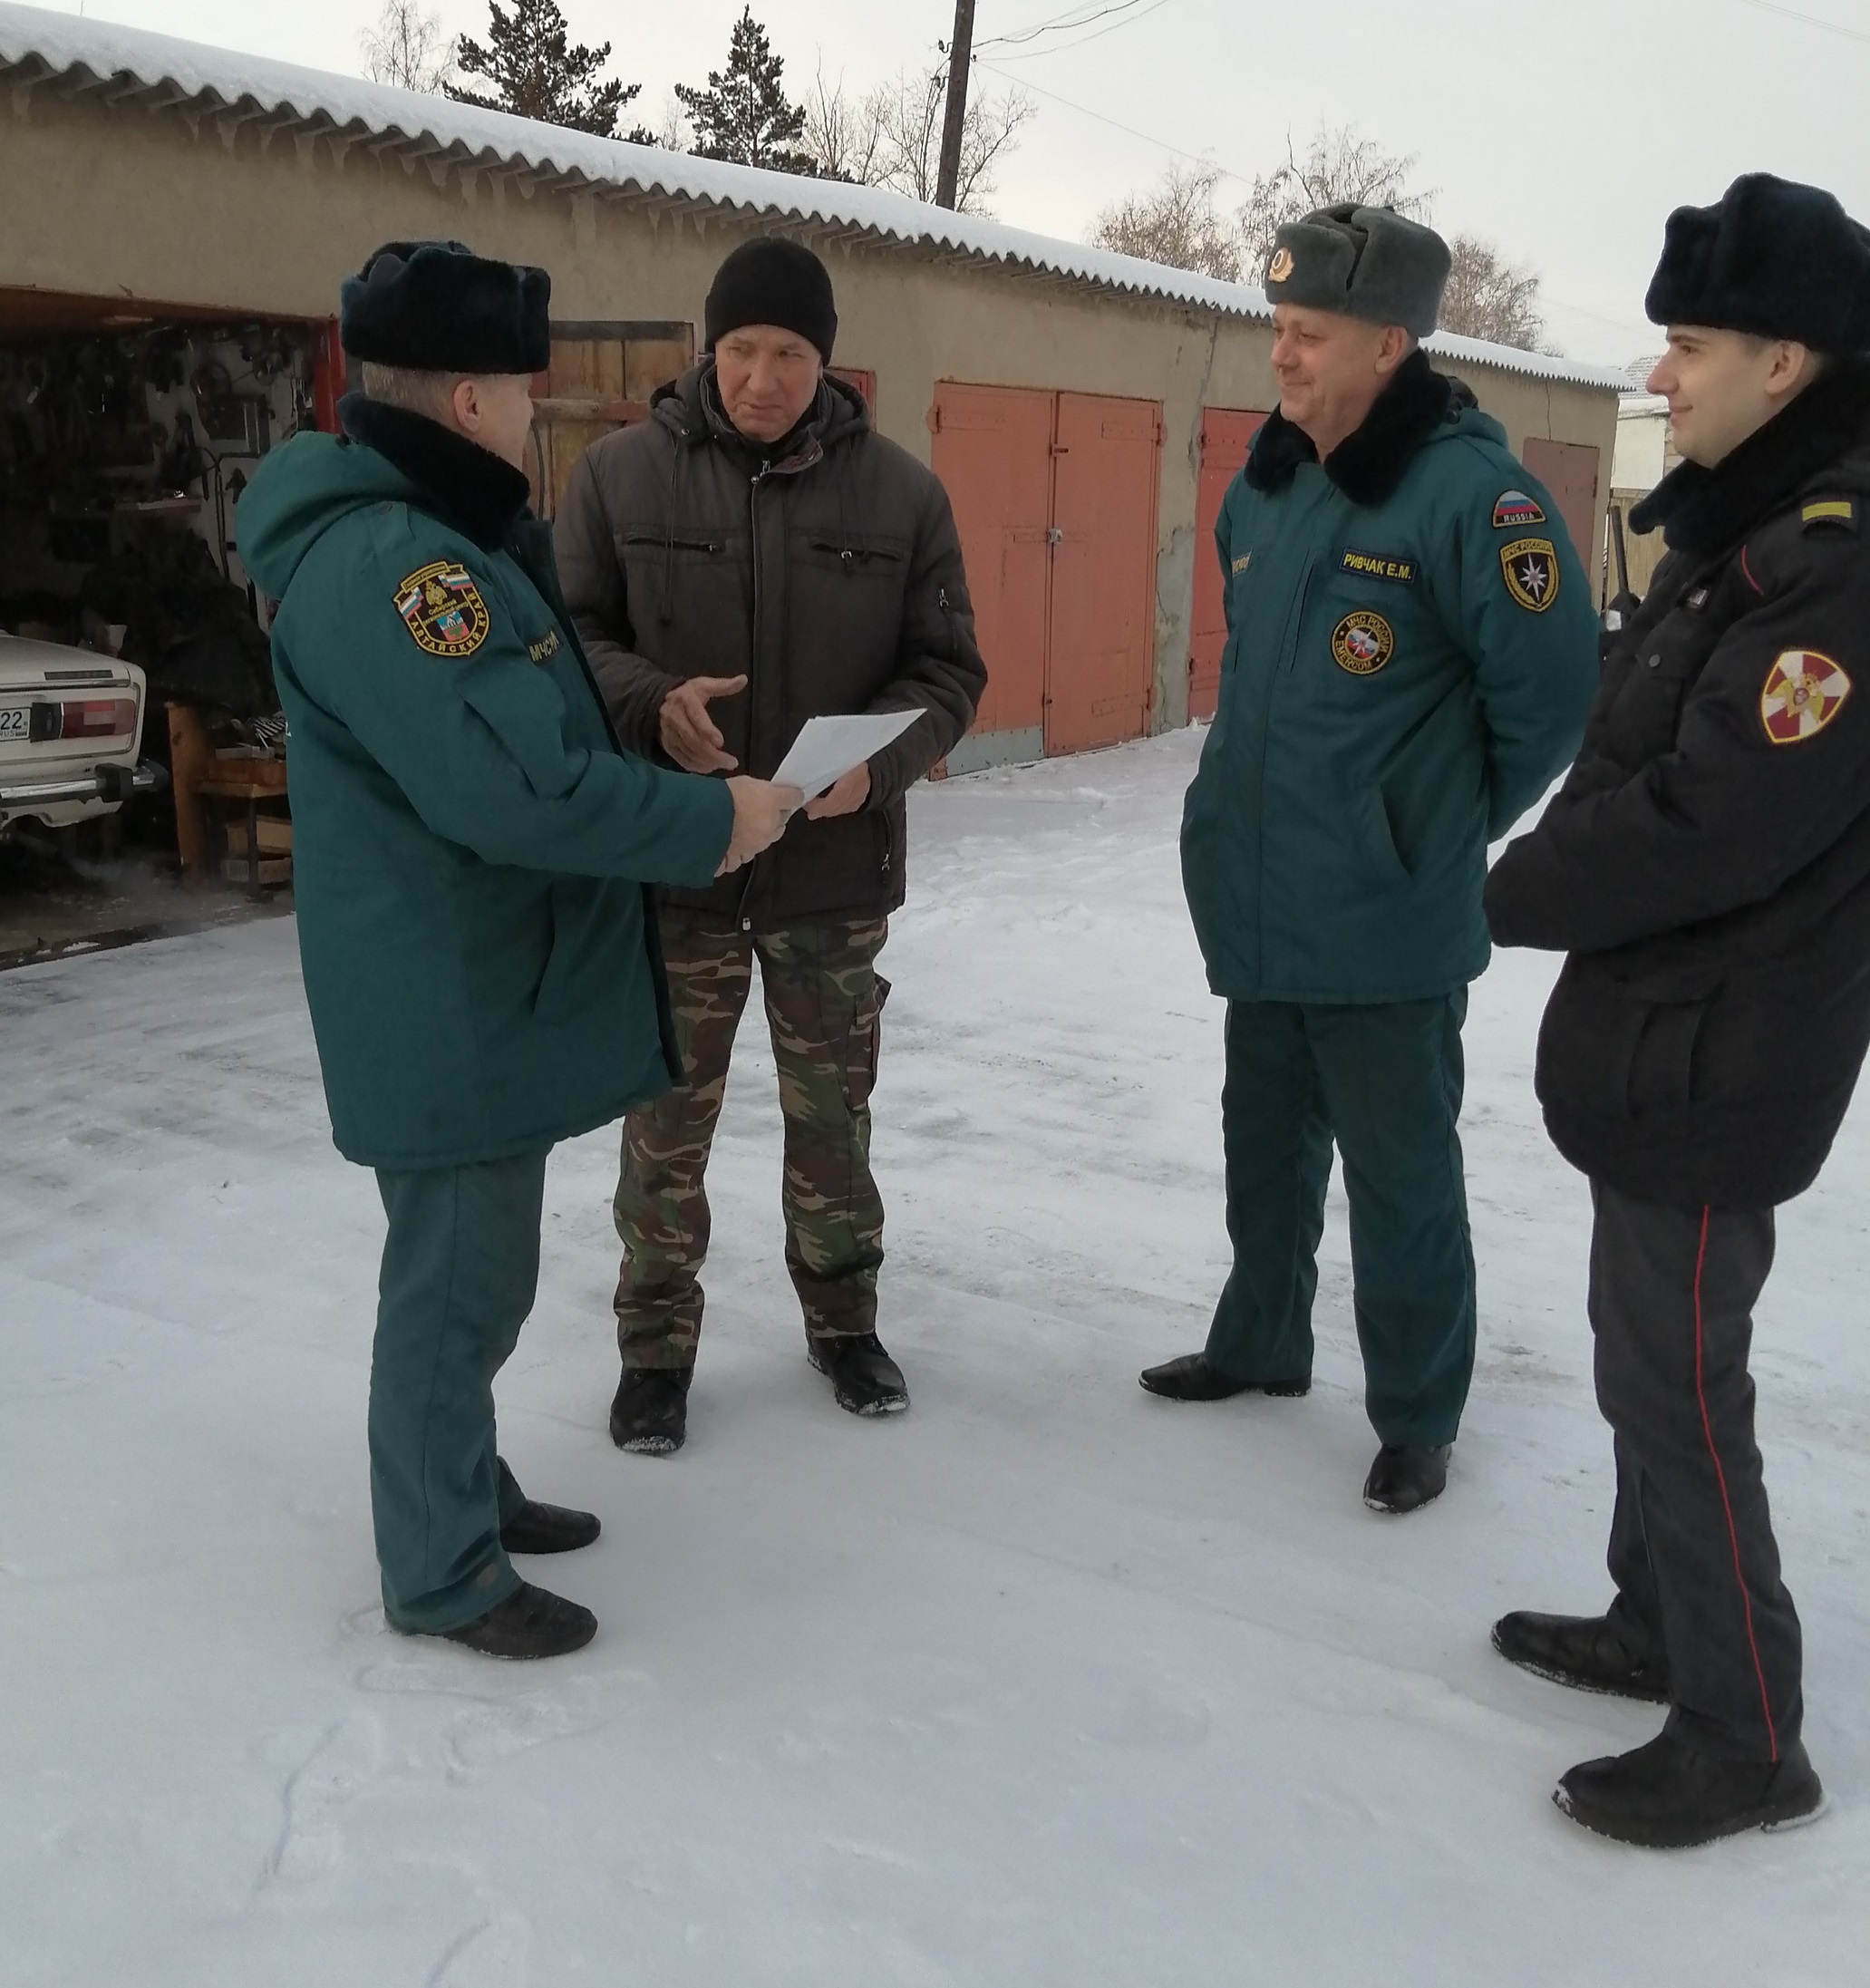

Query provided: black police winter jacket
[1485,361,1870,1208]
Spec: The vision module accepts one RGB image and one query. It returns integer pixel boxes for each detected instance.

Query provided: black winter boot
[431,1581,597,1660]
[1493,1610,1671,1702]
[499,1499,601,1556]
[1555,1730,1824,1848]
[610,1369,692,1455]
[1138,1353,1310,1401]
[1362,1443,1450,1514]
[809,1333,909,1415]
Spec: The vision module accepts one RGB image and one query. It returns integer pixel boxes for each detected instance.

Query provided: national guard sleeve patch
[1761,650,1851,744]
[395,560,491,657]
[1800,498,1857,531]
[1339,548,1419,585]
[1492,490,1546,529]
[1500,537,1560,613]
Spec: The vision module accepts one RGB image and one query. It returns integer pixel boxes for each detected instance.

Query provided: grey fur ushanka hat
[1264,203,1451,338]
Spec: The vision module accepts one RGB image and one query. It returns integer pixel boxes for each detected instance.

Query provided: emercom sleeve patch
[1499,538,1561,613]
[395,561,492,657]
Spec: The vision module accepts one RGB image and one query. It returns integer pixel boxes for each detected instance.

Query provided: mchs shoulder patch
[1493,490,1546,530]
[527,628,562,664]
[1231,553,1253,575]
[1500,538,1560,613]
[396,561,490,657]
[1340,548,1418,586]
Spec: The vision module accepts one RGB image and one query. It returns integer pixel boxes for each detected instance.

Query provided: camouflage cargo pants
[613,907,890,1371]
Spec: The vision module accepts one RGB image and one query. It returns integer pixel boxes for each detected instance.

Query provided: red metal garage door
[1047,393,1164,756]
[928,382,1053,748]
[1519,437,1602,580]
[1187,407,1269,722]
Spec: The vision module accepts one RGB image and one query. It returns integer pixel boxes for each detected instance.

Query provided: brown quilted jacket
[553,364,986,926]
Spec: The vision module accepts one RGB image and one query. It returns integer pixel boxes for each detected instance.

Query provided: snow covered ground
[3,728,1865,1986]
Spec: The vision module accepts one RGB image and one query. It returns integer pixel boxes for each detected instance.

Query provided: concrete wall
[2,89,1620,742]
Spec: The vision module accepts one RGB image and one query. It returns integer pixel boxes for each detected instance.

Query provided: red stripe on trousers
[1691,1205,1779,1762]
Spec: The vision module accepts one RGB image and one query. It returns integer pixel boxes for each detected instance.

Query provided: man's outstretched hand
[717,776,804,877]
[661,674,746,773]
[804,760,872,820]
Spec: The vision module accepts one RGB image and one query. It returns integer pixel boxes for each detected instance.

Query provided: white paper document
[772,710,925,800]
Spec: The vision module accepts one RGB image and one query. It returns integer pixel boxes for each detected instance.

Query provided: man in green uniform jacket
[1141,205,1599,1514]
[237,240,797,1658]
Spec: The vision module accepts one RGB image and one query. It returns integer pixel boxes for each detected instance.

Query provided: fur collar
[338,392,532,548]
[1629,360,1870,555]
[1246,349,1473,506]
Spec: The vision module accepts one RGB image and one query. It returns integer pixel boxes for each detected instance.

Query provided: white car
[0,632,165,841]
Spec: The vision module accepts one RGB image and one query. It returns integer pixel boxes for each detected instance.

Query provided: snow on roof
[0,1,1629,394]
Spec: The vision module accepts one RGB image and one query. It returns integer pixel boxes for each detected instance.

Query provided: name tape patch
[1500,537,1560,613]
[1331,609,1394,676]
[396,561,490,657]
[1339,548,1418,586]
[1761,649,1851,745]
[527,628,562,664]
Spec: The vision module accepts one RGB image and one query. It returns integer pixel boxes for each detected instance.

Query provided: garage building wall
[0,88,1620,752]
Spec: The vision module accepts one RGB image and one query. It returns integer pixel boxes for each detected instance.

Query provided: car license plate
[0,705,30,742]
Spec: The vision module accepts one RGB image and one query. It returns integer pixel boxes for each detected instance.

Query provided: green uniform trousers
[370,1151,547,1633]
[614,908,889,1371]
[1204,994,1477,1448]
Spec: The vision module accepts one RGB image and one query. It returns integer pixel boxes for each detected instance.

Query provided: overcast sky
[40,0,1870,366]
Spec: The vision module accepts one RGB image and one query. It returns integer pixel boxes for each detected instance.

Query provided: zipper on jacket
[741,461,772,933]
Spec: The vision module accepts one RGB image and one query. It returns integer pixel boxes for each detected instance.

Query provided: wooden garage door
[1519,437,1602,580]
[1187,407,1268,722]
[528,320,693,519]
[928,383,1053,747]
[1048,393,1163,754]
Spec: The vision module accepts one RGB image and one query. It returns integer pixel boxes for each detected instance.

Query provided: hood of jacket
[237,397,533,602]
[649,359,872,464]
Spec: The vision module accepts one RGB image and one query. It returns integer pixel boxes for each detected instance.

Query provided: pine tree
[674,8,817,176]
[447,0,639,139]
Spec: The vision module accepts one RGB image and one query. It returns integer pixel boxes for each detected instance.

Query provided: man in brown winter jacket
[555,237,986,1453]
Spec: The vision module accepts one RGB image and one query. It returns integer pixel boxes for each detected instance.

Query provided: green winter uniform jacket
[1181,354,1600,1004]
[237,397,734,1170]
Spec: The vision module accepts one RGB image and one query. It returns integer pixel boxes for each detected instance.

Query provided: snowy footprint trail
[2,730,1865,1984]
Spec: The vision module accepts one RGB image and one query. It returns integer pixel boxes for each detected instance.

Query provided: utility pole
[935,0,976,211]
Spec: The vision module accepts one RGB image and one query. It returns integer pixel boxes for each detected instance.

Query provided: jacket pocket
[1625,999,1707,1112]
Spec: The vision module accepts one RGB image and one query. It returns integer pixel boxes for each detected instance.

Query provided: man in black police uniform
[1485,174,1870,1847]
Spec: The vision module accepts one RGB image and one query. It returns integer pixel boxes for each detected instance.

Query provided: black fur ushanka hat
[340,239,552,373]
[1646,174,1870,354]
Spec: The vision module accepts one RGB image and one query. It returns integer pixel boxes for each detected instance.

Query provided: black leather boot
[809,1333,909,1415]
[1492,1610,1671,1702]
[1138,1353,1310,1401]
[1555,1730,1824,1848]
[1362,1442,1450,1514]
[610,1368,693,1455]
[499,1499,601,1556]
[430,1581,597,1660]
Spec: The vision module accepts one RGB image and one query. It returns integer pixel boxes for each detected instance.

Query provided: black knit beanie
[704,238,838,362]
[1646,174,1870,353]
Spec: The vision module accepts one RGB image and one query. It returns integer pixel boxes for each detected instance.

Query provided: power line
[1730,0,1870,42]
[976,0,1161,53]
[989,0,1179,61]
[976,58,1255,183]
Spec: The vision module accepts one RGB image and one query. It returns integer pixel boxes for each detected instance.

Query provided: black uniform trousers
[1589,1179,1803,1762]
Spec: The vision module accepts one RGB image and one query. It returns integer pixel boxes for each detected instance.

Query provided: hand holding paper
[773,711,925,802]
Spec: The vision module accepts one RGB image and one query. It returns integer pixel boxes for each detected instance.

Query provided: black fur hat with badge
[1645,174,1870,354]
[339,239,552,373]
[1263,203,1451,339]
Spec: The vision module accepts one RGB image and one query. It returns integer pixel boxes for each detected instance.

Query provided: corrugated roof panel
[0,1,1631,393]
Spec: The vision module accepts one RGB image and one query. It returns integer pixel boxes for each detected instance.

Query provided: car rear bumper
[0,759,169,819]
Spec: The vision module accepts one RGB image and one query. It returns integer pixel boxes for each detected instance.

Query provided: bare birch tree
[1090,162,1242,280]
[1439,235,1546,351]
[360,0,458,93]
